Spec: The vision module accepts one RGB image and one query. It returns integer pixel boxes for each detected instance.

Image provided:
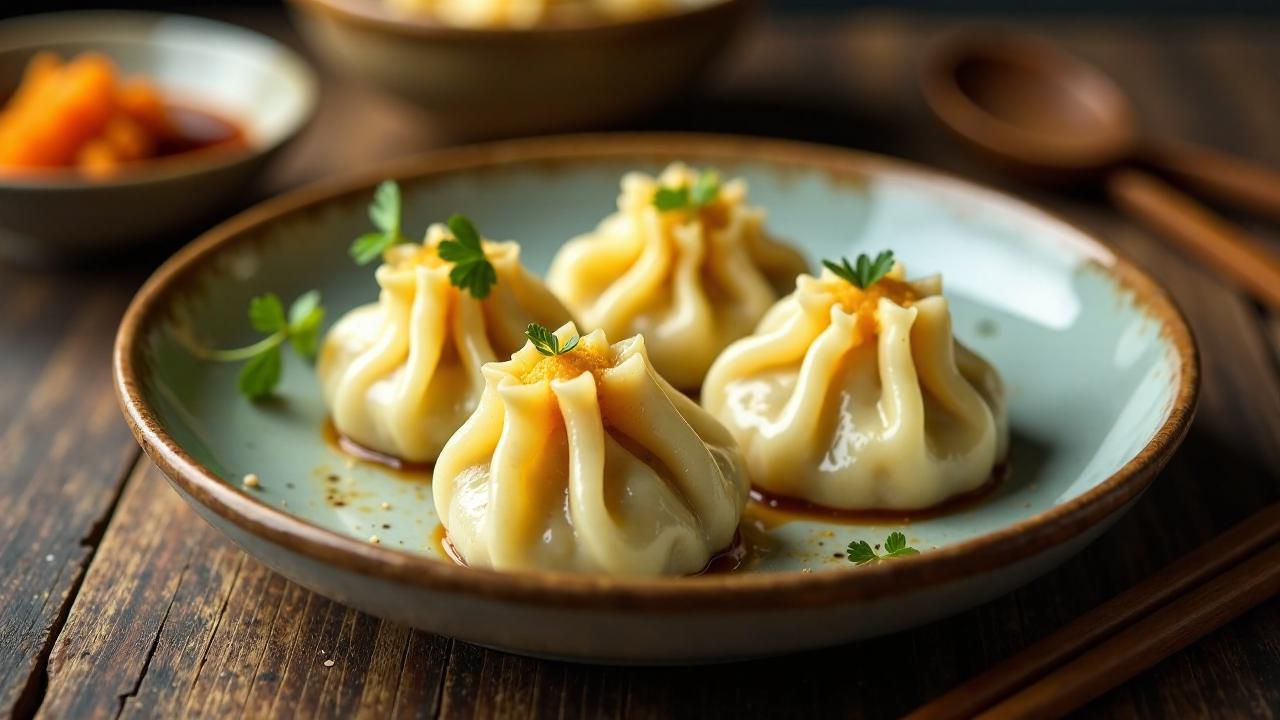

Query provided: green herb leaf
[884,531,909,555]
[248,293,286,333]
[438,214,497,299]
[287,290,325,360]
[845,540,878,566]
[846,531,919,566]
[823,249,896,289]
[195,290,326,401]
[237,345,282,400]
[690,169,720,206]
[525,323,579,357]
[368,180,401,235]
[349,232,389,266]
[349,181,406,265]
[652,169,721,213]
[653,186,690,212]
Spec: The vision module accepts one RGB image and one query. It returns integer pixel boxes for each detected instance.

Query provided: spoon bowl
[921,28,1280,312]
[922,30,1137,181]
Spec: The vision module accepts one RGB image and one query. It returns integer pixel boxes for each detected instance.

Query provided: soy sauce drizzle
[321,419,431,480]
[746,462,1009,530]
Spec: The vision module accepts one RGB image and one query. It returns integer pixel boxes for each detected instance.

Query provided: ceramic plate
[115,134,1197,664]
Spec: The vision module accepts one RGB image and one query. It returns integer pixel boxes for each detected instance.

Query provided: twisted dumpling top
[548,164,808,390]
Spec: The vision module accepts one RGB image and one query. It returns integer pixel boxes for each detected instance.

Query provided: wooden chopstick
[906,502,1280,720]
[977,540,1280,719]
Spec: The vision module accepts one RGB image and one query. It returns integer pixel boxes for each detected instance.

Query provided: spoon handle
[1140,140,1280,223]
[1106,168,1280,312]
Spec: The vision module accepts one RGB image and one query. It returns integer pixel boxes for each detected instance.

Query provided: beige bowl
[286,0,750,139]
[0,12,318,266]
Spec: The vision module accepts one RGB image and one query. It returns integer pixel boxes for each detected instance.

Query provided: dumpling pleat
[599,354,740,553]
[584,210,673,336]
[387,268,452,452]
[702,264,1008,510]
[434,325,750,576]
[485,382,561,569]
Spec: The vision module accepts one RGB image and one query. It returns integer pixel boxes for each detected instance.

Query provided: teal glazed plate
[114,134,1198,664]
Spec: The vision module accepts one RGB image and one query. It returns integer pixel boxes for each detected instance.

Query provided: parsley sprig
[350,180,408,265]
[652,169,721,213]
[437,214,497,299]
[846,531,920,566]
[196,291,326,400]
[525,323,579,357]
[347,180,497,299]
[823,250,896,289]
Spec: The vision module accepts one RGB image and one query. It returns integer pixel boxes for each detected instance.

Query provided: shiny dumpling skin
[383,0,678,27]
[547,164,808,390]
[317,226,570,464]
[701,266,1009,511]
[434,324,749,577]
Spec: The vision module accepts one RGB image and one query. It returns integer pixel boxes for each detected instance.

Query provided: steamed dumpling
[318,225,570,463]
[434,322,749,576]
[547,164,808,390]
[701,259,1008,510]
[383,0,686,27]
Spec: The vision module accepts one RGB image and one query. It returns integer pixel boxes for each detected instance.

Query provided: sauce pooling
[746,462,1009,530]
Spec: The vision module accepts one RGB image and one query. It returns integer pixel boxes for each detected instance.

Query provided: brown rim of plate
[285,0,747,38]
[113,132,1200,613]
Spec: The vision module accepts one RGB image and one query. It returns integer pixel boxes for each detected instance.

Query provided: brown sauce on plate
[746,462,1009,529]
[321,419,432,481]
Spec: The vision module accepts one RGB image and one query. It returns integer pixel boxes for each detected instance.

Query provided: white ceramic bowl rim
[114,133,1199,612]
[0,10,319,191]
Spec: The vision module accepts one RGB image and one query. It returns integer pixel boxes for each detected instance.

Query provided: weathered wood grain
[9,11,1280,720]
[0,267,145,719]
[40,463,452,720]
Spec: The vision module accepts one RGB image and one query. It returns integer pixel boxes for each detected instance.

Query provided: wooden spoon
[921,29,1280,311]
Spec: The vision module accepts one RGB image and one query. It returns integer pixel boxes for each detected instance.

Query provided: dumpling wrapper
[702,263,1009,511]
[547,164,808,390]
[383,0,678,27]
[318,224,570,464]
[434,323,749,576]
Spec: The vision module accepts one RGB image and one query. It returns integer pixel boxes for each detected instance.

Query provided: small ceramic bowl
[0,12,318,266]
[115,133,1198,664]
[285,0,749,139]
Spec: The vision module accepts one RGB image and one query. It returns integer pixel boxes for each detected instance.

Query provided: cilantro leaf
[823,250,896,289]
[653,186,691,212]
[368,180,401,235]
[690,169,720,206]
[846,531,920,566]
[438,214,497,299]
[652,169,721,213]
[248,293,286,333]
[350,232,390,266]
[237,345,282,400]
[196,290,327,401]
[845,541,878,566]
[349,181,407,265]
[287,290,325,360]
[525,323,579,357]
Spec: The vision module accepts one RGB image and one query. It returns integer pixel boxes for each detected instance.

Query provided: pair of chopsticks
[907,502,1280,720]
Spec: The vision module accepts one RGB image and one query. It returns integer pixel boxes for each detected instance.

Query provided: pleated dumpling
[318,220,570,464]
[434,322,749,576]
[547,164,808,390]
[701,252,1009,511]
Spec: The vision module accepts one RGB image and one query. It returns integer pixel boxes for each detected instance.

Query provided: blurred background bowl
[0,11,318,267]
[285,0,751,140]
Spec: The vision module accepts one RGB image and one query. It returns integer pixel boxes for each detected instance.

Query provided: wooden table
[3,9,1278,719]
